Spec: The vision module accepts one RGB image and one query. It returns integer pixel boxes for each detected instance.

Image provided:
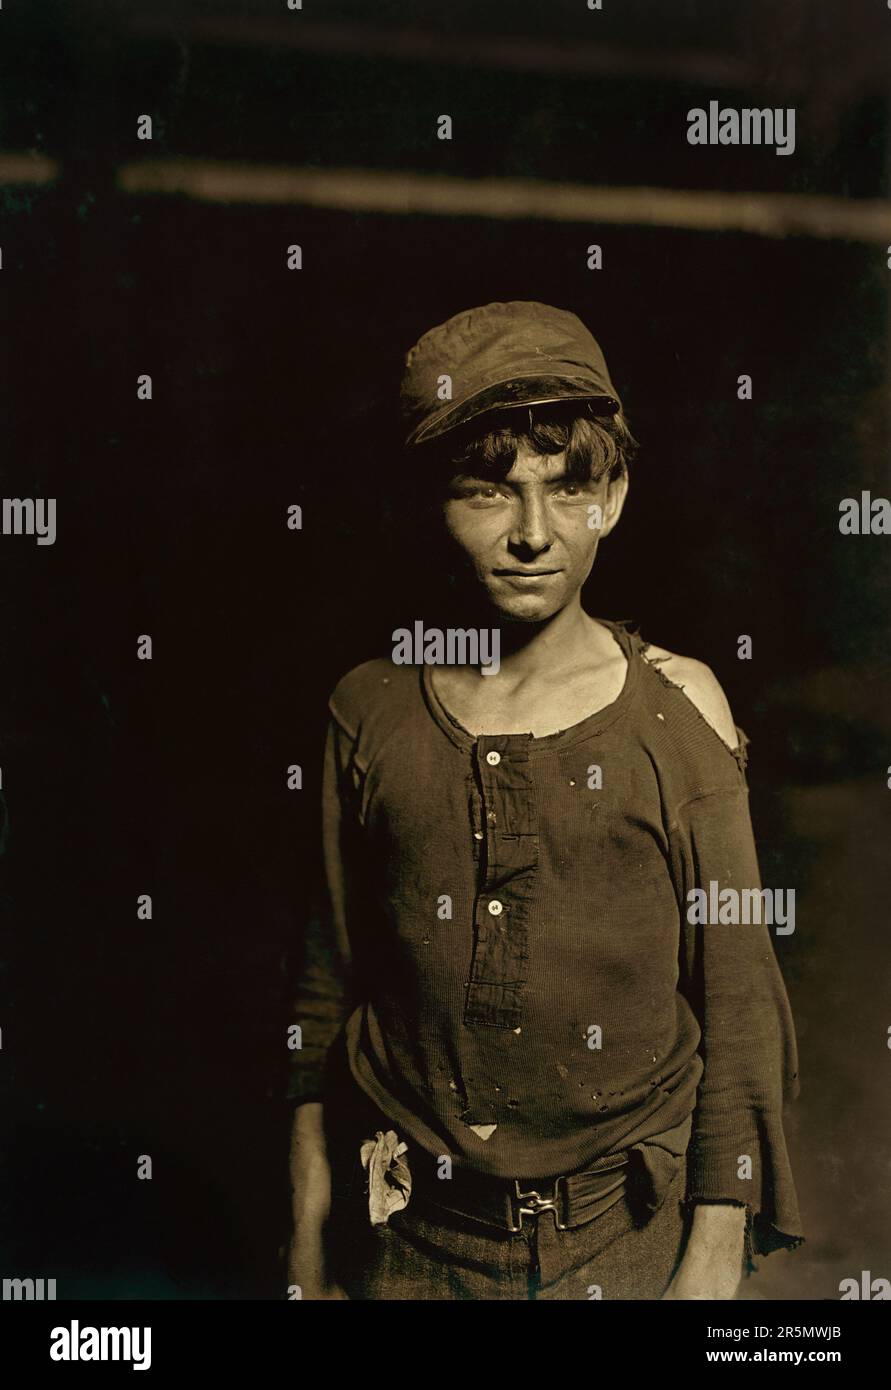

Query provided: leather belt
[407,1150,631,1233]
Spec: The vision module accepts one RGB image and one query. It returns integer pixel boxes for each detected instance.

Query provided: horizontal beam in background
[130,15,751,87]
[3,152,889,242]
[114,158,891,243]
[0,153,59,184]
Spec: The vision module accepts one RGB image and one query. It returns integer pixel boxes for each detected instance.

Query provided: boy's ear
[599,470,629,538]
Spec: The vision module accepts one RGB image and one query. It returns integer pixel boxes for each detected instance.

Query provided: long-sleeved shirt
[287,617,804,1256]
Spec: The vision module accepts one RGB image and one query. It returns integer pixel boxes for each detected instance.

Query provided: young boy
[287,301,803,1300]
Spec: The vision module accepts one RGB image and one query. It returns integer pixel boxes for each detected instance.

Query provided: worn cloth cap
[400,300,621,447]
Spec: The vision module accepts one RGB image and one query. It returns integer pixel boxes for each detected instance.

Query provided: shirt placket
[464,735,539,1031]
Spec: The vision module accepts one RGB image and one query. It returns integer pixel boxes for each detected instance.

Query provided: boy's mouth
[493,568,562,578]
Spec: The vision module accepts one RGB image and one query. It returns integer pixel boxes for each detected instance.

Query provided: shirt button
[473,831,484,841]
[488,900,503,916]
[485,751,501,766]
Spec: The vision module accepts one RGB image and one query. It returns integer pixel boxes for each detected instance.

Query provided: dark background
[1,0,889,1298]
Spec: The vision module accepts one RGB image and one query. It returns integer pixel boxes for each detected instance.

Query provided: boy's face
[441,442,628,623]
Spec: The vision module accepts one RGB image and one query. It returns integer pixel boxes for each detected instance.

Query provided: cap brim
[406,374,620,447]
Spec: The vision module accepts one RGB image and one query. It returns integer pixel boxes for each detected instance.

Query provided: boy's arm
[287,1101,347,1300]
[662,1202,747,1300]
[286,716,359,1108]
[654,657,804,1298]
[286,715,361,1299]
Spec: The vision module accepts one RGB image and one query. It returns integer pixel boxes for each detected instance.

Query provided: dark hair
[419,400,638,486]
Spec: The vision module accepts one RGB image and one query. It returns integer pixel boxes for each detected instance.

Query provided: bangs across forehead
[429,402,636,487]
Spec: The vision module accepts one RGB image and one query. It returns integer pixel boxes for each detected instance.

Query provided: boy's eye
[450,480,508,501]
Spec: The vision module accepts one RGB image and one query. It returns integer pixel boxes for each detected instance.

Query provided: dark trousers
[325,1152,692,1300]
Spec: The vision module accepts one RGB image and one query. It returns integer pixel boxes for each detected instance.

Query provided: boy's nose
[509,496,554,555]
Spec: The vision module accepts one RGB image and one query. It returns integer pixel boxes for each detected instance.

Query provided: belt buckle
[509,1176,568,1232]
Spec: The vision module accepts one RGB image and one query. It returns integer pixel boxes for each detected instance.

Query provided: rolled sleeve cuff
[685,1108,805,1271]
